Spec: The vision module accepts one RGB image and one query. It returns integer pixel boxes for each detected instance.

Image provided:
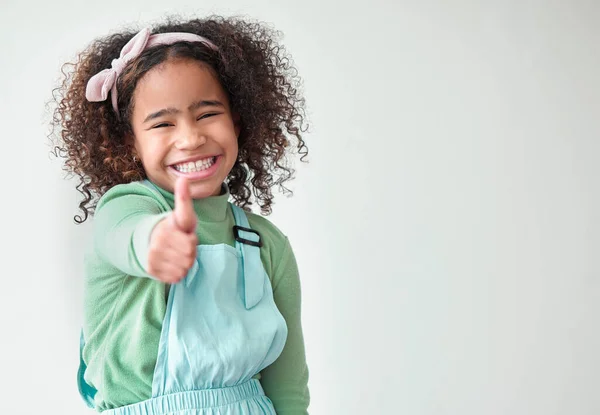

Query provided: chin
[189,182,223,199]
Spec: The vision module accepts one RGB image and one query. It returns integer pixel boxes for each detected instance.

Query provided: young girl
[50,16,310,415]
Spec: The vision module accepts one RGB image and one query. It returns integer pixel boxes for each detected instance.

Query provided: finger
[149,260,191,283]
[156,243,196,267]
[162,230,198,256]
[173,177,197,234]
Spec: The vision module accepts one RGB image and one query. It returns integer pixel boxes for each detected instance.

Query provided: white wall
[1,0,599,414]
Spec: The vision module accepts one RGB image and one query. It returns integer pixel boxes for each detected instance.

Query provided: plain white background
[1,0,599,414]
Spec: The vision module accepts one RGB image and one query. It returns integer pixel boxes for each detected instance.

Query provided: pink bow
[85,28,218,113]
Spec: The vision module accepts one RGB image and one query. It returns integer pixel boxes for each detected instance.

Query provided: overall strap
[230,204,265,309]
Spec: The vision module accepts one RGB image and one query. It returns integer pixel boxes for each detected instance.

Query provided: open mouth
[171,156,217,173]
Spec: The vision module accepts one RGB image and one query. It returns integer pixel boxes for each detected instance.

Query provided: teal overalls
[78,181,288,414]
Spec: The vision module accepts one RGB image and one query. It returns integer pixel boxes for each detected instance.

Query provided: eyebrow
[142,100,225,124]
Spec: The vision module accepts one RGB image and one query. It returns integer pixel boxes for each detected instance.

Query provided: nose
[174,125,207,150]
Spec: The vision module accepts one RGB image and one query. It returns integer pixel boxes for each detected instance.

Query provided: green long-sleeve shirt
[81,181,310,413]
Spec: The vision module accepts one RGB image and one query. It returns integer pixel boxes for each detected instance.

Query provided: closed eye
[151,113,220,129]
[198,113,220,120]
[152,122,173,129]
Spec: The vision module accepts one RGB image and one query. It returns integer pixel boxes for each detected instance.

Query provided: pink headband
[85,27,218,113]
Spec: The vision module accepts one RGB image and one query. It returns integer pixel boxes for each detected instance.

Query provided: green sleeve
[93,184,169,278]
[260,237,310,414]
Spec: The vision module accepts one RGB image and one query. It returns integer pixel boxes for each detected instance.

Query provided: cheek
[136,135,168,160]
[212,123,239,151]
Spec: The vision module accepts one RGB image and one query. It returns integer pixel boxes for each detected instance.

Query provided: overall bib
[78,181,288,414]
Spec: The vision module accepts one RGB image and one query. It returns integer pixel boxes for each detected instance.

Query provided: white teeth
[174,157,215,173]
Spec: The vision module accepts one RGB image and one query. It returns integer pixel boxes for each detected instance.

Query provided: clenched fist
[148,177,198,283]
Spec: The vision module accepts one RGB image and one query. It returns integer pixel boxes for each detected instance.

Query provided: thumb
[173,177,197,233]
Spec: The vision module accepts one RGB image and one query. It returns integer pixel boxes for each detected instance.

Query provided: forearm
[94,190,169,277]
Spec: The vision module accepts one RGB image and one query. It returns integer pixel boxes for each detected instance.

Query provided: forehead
[132,59,226,111]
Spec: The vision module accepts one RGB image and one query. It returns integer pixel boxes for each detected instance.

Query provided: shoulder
[245,211,289,248]
[244,210,295,278]
[96,181,170,213]
[245,211,303,293]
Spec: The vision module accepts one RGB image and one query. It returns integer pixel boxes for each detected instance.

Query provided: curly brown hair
[49,15,308,223]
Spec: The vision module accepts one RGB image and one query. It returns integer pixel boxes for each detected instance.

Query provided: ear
[131,146,140,162]
[232,113,242,138]
[125,134,140,160]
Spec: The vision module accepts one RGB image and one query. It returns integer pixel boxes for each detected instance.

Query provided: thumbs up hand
[147,178,198,283]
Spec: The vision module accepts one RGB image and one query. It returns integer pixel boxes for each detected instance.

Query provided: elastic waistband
[103,379,265,415]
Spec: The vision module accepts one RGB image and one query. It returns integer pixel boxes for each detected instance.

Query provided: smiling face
[130,58,240,199]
